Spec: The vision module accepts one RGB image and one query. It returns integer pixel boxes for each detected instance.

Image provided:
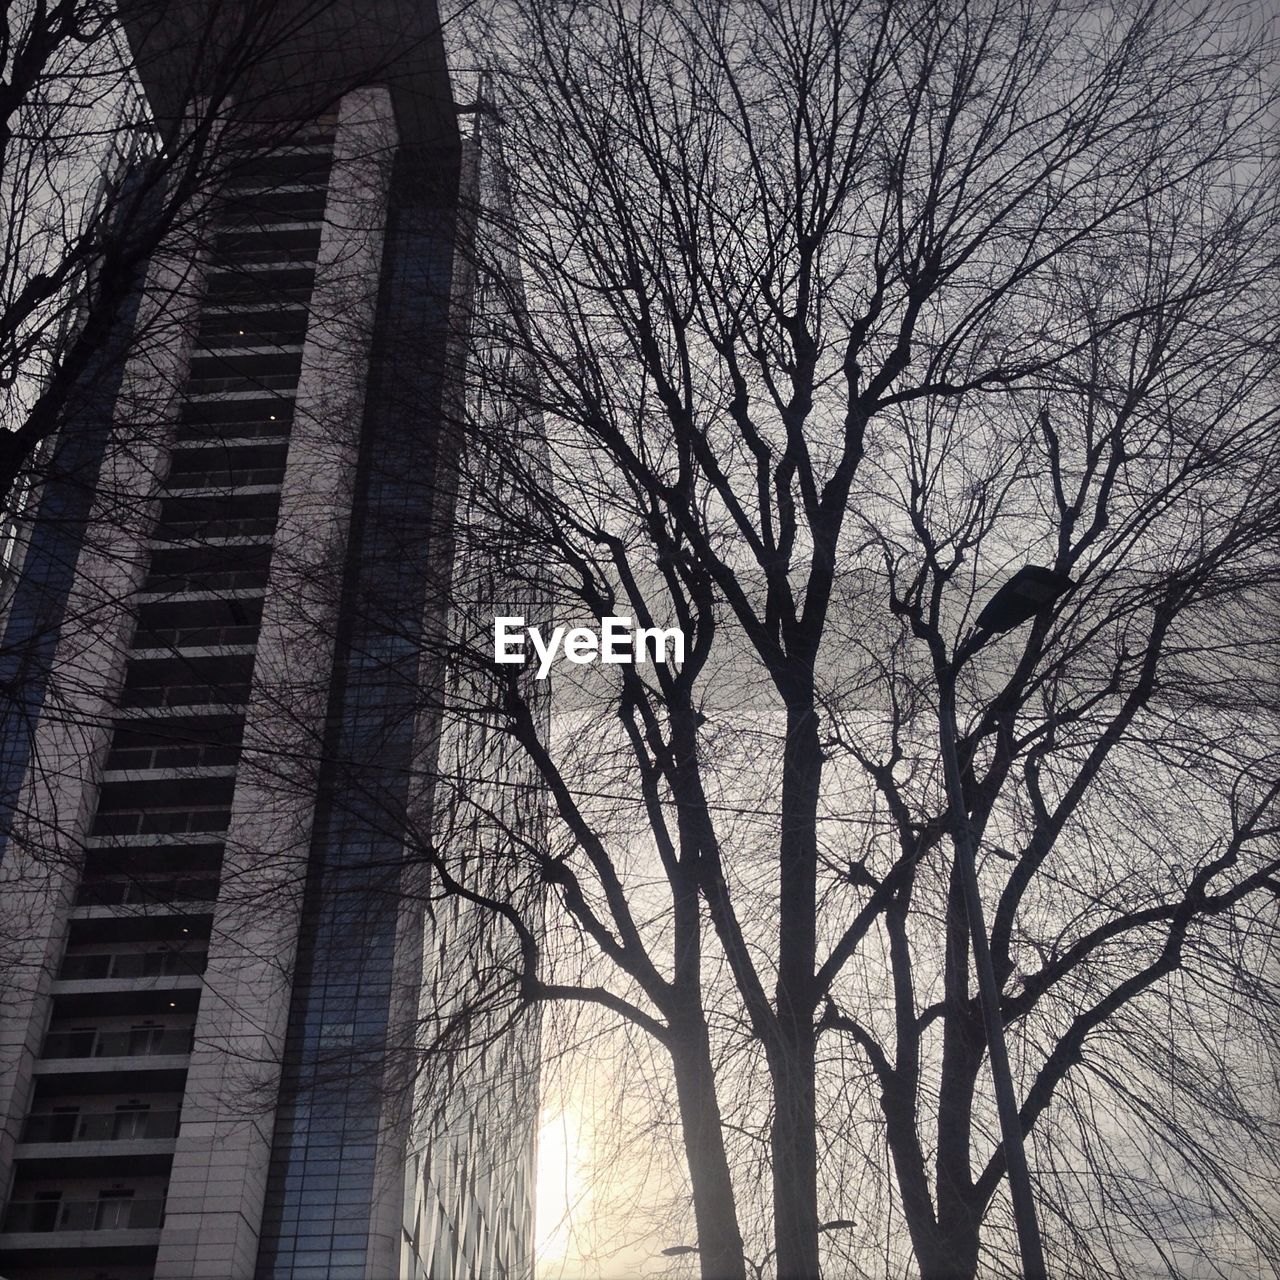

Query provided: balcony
[103,738,243,772]
[214,189,328,227]
[129,629,259,655]
[131,593,264,652]
[177,392,294,439]
[183,371,301,397]
[221,149,333,188]
[202,264,316,308]
[116,683,252,712]
[74,878,219,908]
[21,1110,180,1143]
[187,346,304,385]
[41,1028,194,1060]
[139,563,272,594]
[1,1196,165,1232]
[197,305,309,347]
[89,806,233,838]
[170,438,289,473]
[57,952,207,981]
[212,223,322,261]
[140,540,274,594]
[155,488,281,539]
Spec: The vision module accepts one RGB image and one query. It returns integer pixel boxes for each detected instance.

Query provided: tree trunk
[668,1015,748,1280]
[772,692,822,1279]
[932,861,985,1280]
[771,1020,821,1279]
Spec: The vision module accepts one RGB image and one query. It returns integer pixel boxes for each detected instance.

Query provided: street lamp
[941,565,1072,1280]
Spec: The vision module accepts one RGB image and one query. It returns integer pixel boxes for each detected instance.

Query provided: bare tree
[408,1,1280,1277]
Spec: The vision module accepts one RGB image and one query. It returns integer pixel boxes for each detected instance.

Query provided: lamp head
[974,565,1074,634]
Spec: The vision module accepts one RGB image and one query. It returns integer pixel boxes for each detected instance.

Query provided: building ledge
[192,341,307,359]
[0,1226,162,1258]
[180,387,295,402]
[204,257,317,276]
[131,589,265,607]
[217,182,324,198]
[124,645,256,662]
[157,483,282,497]
[202,298,309,314]
[213,221,323,240]
[15,1137,177,1161]
[34,1054,191,1077]
[85,831,229,848]
[101,764,240,783]
[161,441,285,457]
[148,531,273,545]
[51,975,204,997]
[70,901,216,921]
[231,142,334,157]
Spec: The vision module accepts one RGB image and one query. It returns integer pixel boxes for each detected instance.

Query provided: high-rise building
[0,4,538,1278]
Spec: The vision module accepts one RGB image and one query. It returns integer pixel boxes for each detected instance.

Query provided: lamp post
[941,565,1072,1280]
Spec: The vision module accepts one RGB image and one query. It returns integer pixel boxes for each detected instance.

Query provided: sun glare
[535,1105,589,1276]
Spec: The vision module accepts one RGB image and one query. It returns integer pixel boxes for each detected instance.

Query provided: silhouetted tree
[414,2,1280,1276]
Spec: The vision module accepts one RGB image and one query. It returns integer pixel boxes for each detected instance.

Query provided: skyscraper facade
[0,4,537,1278]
